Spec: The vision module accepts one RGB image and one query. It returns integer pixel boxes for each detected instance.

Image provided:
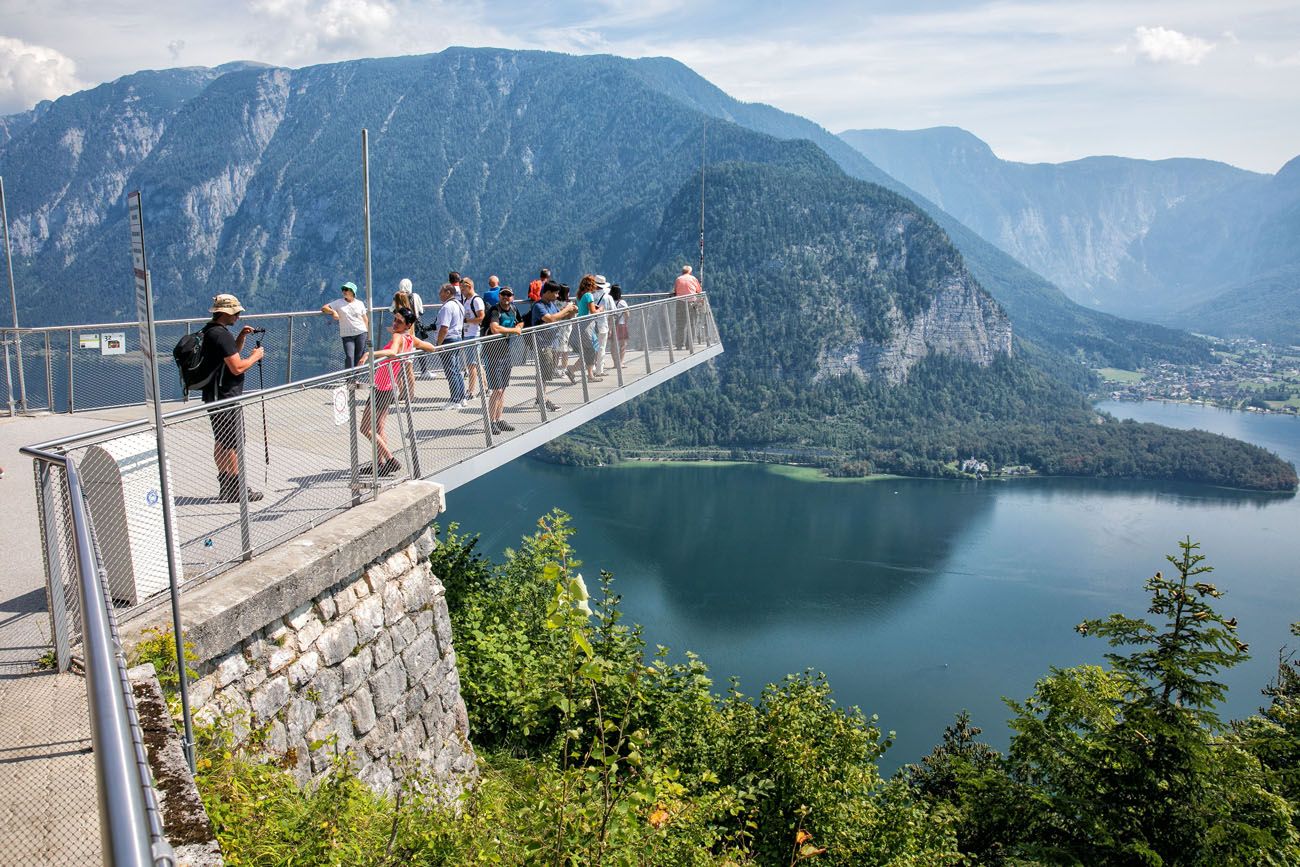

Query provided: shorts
[616,323,629,342]
[372,389,396,413]
[208,405,245,451]
[486,357,513,391]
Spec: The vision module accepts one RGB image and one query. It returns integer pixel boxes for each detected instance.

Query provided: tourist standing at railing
[460,278,486,400]
[528,268,550,302]
[610,284,629,369]
[566,275,604,383]
[357,308,420,476]
[482,275,501,310]
[201,294,265,503]
[483,286,523,435]
[531,281,573,410]
[434,283,467,409]
[591,275,613,377]
[320,281,369,369]
[398,277,424,317]
[673,264,702,350]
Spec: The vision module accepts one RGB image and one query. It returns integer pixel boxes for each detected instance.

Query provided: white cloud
[0,35,86,114]
[1133,25,1214,65]
[246,0,398,60]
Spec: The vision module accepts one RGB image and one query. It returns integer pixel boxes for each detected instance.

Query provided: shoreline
[1096,396,1300,418]
[595,456,1295,495]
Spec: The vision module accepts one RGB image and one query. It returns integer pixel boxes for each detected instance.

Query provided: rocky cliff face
[821,273,1012,384]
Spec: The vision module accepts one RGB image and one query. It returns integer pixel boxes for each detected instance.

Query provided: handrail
[21,445,174,866]
[22,292,704,454]
[0,292,669,336]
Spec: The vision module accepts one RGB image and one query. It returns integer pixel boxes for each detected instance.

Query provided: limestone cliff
[820,272,1012,385]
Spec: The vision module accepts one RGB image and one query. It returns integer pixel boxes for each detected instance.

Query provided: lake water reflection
[446,401,1300,771]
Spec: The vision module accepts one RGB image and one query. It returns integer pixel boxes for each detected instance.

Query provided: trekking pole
[255,337,270,486]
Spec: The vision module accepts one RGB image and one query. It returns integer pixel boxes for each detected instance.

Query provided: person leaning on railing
[201,294,265,503]
[357,308,427,477]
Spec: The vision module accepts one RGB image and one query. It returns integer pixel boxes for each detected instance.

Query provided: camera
[248,327,267,334]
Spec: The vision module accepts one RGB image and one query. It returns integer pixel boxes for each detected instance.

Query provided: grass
[1096,367,1143,384]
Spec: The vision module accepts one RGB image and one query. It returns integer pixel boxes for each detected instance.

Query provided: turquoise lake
[444,400,1300,771]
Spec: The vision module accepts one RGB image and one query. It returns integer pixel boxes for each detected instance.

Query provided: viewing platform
[0,292,720,863]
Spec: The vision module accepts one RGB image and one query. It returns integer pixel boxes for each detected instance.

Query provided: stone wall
[124,481,476,800]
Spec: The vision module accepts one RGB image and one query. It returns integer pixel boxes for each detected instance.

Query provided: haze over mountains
[839,127,1300,344]
[0,48,1293,489]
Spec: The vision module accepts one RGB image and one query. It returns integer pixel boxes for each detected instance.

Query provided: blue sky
[1,0,1297,172]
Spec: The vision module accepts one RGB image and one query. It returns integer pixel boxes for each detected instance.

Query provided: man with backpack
[528,268,550,302]
[199,294,265,503]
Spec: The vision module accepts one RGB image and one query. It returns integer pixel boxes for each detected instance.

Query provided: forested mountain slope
[577,163,1296,491]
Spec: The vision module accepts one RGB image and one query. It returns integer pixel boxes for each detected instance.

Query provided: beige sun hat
[210,293,245,314]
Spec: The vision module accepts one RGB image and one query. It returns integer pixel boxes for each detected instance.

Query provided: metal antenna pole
[698,121,706,286]
[362,129,379,497]
[130,191,196,772]
[0,177,27,412]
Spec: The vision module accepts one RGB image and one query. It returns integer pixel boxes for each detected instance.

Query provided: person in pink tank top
[358,308,433,476]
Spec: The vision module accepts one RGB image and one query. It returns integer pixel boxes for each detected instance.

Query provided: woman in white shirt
[320,281,369,369]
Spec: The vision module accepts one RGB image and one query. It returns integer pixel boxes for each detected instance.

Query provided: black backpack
[172,324,219,394]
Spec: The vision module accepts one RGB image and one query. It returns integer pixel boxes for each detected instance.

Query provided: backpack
[172,324,219,394]
[528,279,544,302]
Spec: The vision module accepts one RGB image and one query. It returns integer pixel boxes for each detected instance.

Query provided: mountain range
[0,48,1292,489]
[839,126,1300,343]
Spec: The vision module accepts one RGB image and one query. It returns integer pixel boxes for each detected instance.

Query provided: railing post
[66,328,74,413]
[662,303,675,365]
[44,330,53,410]
[640,308,652,375]
[529,331,548,423]
[400,369,421,479]
[348,376,361,506]
[609,313,624,387]
[3,337,14,416]
[475,341,493,446]
[576,323,591,403]
[236,433,253,561]
[181,323,191,403]
[285,314,295,385]
[36,462,72,671]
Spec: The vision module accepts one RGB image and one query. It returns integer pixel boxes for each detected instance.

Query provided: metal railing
[20,446,175,866]
[27,293,719,660]
[1,293,666,415]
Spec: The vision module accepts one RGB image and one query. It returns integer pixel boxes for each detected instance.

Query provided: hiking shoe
[490,422,501,436]
[379,458,401,477]
[497,420,516,432]
[441,400,461,411]
[220,487,264,503]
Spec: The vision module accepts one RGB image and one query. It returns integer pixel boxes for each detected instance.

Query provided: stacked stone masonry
[188,525,477,799]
